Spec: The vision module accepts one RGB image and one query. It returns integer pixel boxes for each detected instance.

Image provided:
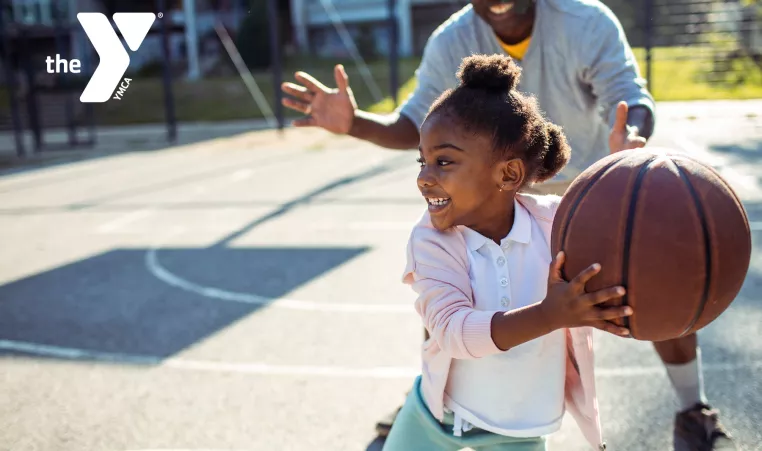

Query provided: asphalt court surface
[0,101,760,451]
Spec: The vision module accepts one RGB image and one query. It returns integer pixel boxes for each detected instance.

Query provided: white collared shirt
[443,199,566,438]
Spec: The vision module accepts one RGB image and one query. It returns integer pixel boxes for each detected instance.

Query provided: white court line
[318,221,416,231]
[3,339,762,379]
[145,235,410,313]
[97,208,154,234]
[229,169,253,182]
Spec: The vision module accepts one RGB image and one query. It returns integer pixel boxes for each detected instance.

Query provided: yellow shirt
[499,36,531,61]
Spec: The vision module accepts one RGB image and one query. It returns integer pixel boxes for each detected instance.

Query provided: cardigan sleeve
[402,225,503,359]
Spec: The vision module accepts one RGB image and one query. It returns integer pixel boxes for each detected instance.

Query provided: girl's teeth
[428,198,450,206]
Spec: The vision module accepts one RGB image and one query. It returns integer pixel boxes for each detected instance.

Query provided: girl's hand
[541,251,632,337]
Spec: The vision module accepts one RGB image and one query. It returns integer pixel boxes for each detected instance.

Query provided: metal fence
[608,0,762,95]
[1,0,760,158]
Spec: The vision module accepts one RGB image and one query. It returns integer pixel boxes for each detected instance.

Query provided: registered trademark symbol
[157,12,163,18]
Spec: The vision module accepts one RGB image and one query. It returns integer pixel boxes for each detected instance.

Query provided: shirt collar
[462,199,532,252]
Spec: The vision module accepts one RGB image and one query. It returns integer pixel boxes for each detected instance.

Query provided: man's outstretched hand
[281,64,358,135]
[609,101,647,154]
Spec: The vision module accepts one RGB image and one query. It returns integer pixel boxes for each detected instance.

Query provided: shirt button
[501,297,510,307]
[500,277,508,287]
[496,256,506,266]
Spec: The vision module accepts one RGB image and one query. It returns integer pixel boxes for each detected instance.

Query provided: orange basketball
[551,148,751,341]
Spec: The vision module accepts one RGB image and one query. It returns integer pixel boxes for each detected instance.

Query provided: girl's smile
[417,112,517,238]
[425,197,452,212]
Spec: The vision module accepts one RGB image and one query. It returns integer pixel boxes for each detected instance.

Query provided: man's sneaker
[674,403,737,451]
[375,406,402,438]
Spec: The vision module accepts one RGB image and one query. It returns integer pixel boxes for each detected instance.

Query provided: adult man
[281,1,735,449]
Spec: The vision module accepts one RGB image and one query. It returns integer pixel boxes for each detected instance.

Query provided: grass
[2,47,760,126]
[90,56,423,126]
[631,47,762,101]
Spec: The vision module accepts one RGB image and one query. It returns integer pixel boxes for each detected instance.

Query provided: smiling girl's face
[417,111,515,233]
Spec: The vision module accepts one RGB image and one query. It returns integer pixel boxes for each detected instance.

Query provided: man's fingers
[282,97,311,114]
[294,71,328,93]
[630,136,647,147]
[291,116,317,127]
[612,101,628,132]
[581,286,626,306]
[592,321,631,337]
[334,64,349,93]
[282,82,314,103]
[570,262,601,289]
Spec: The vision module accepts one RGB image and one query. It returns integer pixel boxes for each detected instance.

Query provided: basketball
[551,148,752,341]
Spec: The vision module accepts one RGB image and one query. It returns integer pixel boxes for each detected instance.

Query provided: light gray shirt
[398,0,656,181]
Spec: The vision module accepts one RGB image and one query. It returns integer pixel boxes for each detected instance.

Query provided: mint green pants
[382,376,548,451]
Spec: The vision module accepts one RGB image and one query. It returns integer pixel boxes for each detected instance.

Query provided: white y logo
[77,13,156,103]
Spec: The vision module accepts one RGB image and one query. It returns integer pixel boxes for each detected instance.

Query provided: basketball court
[0,100,760,451]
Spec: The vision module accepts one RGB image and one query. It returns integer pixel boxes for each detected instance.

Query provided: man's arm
[580,6,656,139]
[348,111,420,149]
[627,105,654,139]
[283,22,453,151]
[350,29,454,150]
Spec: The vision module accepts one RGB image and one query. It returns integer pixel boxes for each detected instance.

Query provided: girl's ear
[496,158,526,192]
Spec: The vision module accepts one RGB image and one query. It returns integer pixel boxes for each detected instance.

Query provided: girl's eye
[437,159,452,166]
[416,157,425,167]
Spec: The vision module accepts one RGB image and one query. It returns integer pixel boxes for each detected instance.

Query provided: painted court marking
[145,230,410,314]
[2,339,762,380]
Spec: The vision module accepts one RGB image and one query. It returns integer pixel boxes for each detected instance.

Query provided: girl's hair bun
[457,54,521,92]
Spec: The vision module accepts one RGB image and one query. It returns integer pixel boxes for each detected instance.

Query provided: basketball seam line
[621,157,657,333]
[671,155,752,237]
[672,159,712,337]
[558,159,621,282]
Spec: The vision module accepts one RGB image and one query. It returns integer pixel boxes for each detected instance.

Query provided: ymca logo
[75,13,156,103]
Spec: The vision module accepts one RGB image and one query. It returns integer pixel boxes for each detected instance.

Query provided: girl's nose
[417,167,436,189]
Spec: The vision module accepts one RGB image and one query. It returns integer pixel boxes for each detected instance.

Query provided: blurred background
[0,1,760,451]
[0,0,760,155]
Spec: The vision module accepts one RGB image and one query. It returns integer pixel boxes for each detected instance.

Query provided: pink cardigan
[402,193,605,451]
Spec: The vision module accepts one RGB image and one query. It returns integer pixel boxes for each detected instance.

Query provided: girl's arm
[489,302,556,351]
[403,225,500,359]
[404,225,555,359]
[404,227,632,358]
[492,252,633,351]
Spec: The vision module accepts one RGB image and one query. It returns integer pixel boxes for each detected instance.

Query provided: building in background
[289,0,469,58]
[0,0,248,77]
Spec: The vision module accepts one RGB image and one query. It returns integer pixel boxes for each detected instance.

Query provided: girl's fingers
[282,98,311,114]
[581,286,626,306]
[593,305,633,321]
[592,321,631,337]
[569,262,602,290]
[548,252,565,282]
[282,82,315,102]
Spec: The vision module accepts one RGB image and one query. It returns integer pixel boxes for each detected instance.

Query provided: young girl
[383,55,634,451]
